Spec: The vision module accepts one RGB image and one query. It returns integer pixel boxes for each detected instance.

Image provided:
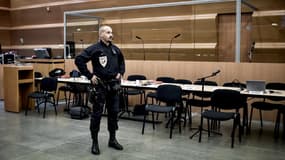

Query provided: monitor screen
[3,54,15,64]
[33,48,51,59]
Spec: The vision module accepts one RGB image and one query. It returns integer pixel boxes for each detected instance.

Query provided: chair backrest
[194,80,218,86]
[70,70,81,78]
[223,82,247,105]
[127,74,146,81]
[223,82,246,89]
[266,82,285,101]
[156,84,182,105]
[156,77,175,83]
[211,89,243,110]
[175,79,192,84]
[193,80,218,98]
[49,68,65,77]
[41,77,58,92]
[34,72,43,78]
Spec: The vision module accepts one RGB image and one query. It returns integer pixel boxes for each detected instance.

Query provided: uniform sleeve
[118,49,125,76]
[75,47,94,80]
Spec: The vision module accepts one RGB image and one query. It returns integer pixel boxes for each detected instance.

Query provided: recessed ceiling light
[76,28,81,31]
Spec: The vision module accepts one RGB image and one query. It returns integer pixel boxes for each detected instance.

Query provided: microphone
[168,34,181,61]
[174,34,181,38]
[136,36,145,60]
[212,70,221,76]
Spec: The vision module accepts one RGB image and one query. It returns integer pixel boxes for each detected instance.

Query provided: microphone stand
[190,72,220,139]
[136,36,145,60]
[140,38,145,60]
[168,34,180,61]
[168,38,174,61]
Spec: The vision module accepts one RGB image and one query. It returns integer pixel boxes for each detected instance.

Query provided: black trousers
[90,81,120,139]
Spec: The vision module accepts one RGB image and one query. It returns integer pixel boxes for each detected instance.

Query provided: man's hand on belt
[91,75,100,85]
[116,73,121,80]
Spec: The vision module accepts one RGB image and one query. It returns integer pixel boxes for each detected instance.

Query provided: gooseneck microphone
[136,36,145,60]
[212,70,221,76]
[168,34,181,61]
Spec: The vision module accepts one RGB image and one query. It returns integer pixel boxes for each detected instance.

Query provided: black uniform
[75,40,125,137]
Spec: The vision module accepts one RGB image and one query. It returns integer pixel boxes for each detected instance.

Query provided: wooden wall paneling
[0,10,10,27]
[10,6,63,26]
[252,16,285,42]
[11,28,63,45]
[67,25,99,43]
[119,20,216,43]
[10,0,67,8]
[89,5,194,20]
[122,49,144,60]
[193,19,217,43]
[193,2,236,14]
[218,14,236,61]
[9,0,192,26]
[218,13,252,62]
[0,0,10,8]
[72,31,98,44]
[245,0,285,11]
[9,0,187,10]
[0,30,11,45]
[122,49,217,61]
[171,49,217,61]
[114,5,194,19]
[124,23,185,42]
[253,51,285,63]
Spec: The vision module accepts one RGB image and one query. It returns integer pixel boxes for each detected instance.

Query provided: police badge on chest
[99,56,107,67]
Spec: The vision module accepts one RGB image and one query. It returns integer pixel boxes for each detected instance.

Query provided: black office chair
[198,89,244,148]
[146,76,175,104]
[146,76,176,120]
[223,81,246,89]
[142,84,183,138]
[34,72,43,78]
[223,81,248,133]
[124,74,147,105]
[175,79,192,126]
[249,82,285,133]
[186,80,218,128]
[48,68,70,109]
[68,70,89,107]
[275,105,285,139]
[25,77,58,118]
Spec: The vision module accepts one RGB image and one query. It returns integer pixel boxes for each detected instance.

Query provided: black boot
[91,140,100,155]
[91,133,100,155]
[108,132,123,150]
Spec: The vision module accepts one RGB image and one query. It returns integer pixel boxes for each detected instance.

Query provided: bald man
[75,25,125,155]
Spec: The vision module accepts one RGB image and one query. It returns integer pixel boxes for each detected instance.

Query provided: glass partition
[64,0,285,63]
[64,13,101,58]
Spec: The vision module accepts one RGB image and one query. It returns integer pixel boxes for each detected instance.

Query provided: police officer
[75,25,125,155]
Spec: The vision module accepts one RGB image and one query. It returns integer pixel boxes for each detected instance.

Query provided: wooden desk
[19,59,65,77]
[4,65,34,112]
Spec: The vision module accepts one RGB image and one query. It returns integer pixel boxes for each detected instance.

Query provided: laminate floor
[0,101,284,160]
